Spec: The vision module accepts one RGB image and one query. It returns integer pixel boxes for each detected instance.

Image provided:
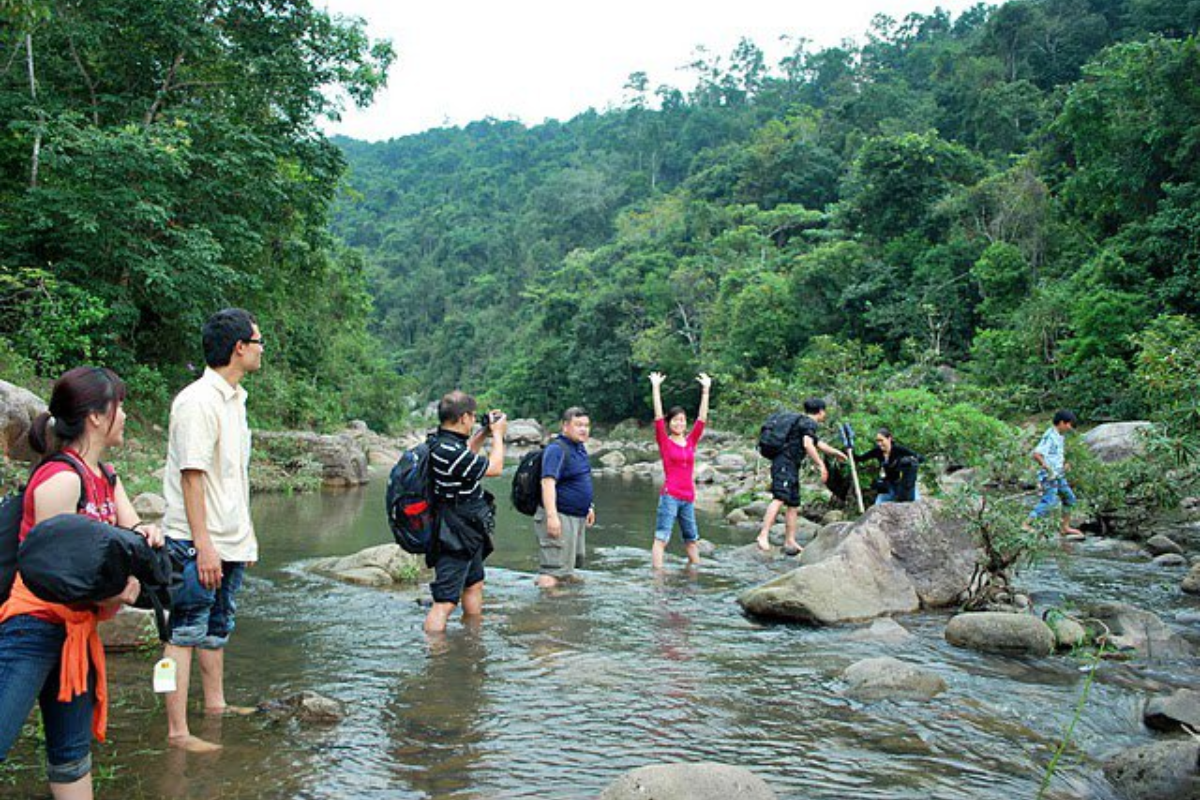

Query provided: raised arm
[649,372,665,420]
[696,373,712,423]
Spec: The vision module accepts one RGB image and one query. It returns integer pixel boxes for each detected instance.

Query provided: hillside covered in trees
[0,0,404,430]
[333,0,1200,433]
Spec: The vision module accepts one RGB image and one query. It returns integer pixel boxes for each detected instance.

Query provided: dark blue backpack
[385,435,437,554]
[758,412,801,459]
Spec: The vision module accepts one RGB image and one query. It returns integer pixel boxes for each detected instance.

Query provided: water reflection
[386,627,489,800]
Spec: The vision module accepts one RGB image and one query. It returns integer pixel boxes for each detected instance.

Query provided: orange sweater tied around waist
[0,575,108,742]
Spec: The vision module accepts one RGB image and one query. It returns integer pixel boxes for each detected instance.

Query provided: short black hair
[666,405,687,423]
[1052,409,1078,426]
[202,308,257,368]
[803,397,826,415]
[561,406,589,423]
[438,390,477,424]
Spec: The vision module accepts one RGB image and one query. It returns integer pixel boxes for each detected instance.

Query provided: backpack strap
[36,452,94,512]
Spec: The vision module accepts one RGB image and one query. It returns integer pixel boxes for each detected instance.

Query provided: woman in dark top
[855,428,921,504]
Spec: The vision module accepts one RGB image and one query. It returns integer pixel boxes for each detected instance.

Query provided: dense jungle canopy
[3,0,1200,435]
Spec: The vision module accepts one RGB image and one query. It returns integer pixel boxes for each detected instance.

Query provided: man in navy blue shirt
[535,407,595,589]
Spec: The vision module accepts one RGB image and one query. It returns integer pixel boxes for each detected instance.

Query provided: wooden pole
[846,447,866,515]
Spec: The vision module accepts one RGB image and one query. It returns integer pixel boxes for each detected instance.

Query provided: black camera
[480,410,501,430]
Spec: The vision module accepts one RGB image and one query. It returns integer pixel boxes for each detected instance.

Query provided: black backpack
[758,412,801,459]
[895,455,920,502]
[0,453,106,605]
[511,444,553,516]
[385,434,437,554]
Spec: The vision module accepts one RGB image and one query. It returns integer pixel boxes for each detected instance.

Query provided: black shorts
[770,456,801,507]
[430,549,485,604]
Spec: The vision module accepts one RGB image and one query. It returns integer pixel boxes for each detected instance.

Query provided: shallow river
[3,475,1199,799]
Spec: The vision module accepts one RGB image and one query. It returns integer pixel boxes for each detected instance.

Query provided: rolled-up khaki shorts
[534,508,587,578]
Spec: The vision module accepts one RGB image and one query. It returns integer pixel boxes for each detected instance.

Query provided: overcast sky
[320,0,988,141]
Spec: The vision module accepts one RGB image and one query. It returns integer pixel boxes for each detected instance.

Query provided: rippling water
[3,475,1198,799]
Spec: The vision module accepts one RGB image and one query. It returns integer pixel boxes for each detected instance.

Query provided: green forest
[332,0,1200,439]
[0,0,403,430]
[3,0,1200,446]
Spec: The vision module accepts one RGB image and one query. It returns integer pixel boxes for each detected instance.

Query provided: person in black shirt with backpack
[756,398,847,556]
[854,428,921,504]
[424,391,507,634]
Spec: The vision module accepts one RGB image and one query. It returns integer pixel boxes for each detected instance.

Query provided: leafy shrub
[846,388,1019,468]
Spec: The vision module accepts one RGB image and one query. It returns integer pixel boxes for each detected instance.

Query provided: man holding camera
[535,407,595,589]
[424,390,507,633]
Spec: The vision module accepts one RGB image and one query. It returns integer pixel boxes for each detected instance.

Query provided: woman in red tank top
[0,366,163,800]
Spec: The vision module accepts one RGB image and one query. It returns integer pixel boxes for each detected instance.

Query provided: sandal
[783,544,802,557]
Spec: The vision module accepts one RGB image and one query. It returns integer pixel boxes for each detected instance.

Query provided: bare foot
[204,705,256,717]
[1060,527,1084,537]
[755,535,771,552]
[168,734,223,753]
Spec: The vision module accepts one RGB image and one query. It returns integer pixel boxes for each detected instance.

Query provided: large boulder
[841,656,946,702]
[598,763,776,800]
[738,501,979,624]
[256,431,368,487]
[1102,741,1200,800]
[309,544,423,587]
[1084,421,1152,464]
[1144,689,1200,734]
[944,612,1056,657]
[1080,602,1194,662]
[504,418,545,445]
[0,380,46,462]
[341,421,405,468]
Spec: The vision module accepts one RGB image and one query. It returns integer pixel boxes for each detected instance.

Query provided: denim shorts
[654,494,699,543]
[0,615,94,783]
[167,538,246,649]
[1030,477,1077,518]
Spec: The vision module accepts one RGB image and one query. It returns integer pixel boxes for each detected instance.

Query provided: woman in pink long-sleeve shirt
[649,371,712,569]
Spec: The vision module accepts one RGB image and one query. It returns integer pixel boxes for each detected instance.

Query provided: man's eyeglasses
[242,337,265,346]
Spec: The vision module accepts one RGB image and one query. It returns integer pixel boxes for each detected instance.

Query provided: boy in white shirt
[1026,409,1082,537]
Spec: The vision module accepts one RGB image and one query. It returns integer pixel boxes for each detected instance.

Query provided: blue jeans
[875,484,921,505]
[0,615,93,783]
[167,538,246,649]
[654,494,699,543]
[1030,477,1077,518]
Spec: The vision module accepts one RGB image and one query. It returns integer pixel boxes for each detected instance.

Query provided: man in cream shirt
[161,308,262,752]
